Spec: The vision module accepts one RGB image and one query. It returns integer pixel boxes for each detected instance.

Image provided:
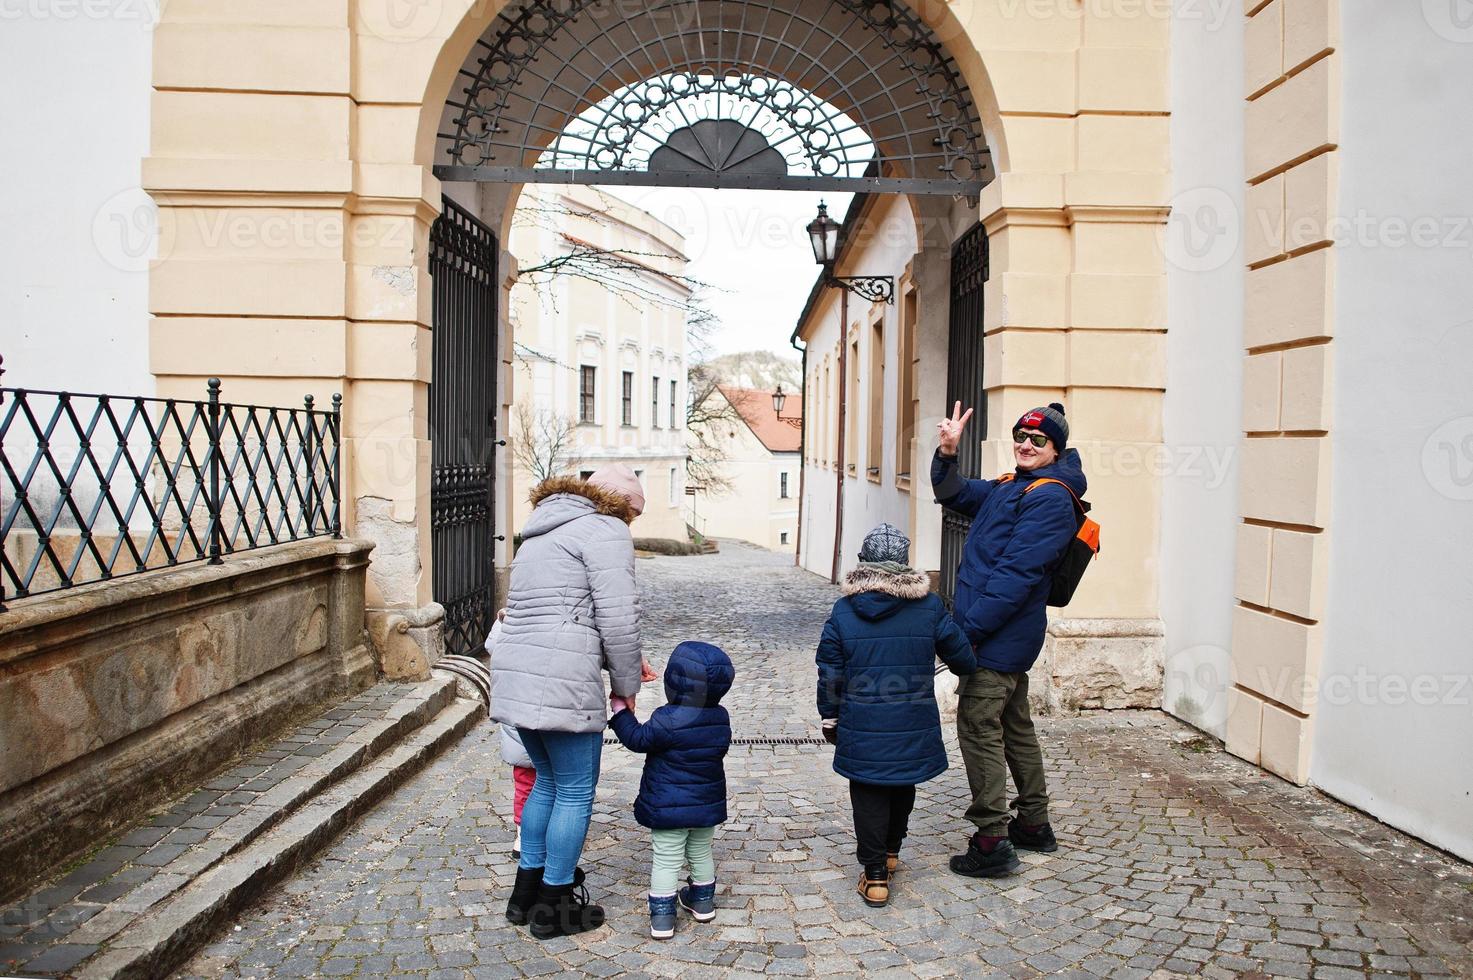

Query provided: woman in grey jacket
[491,464,646,940]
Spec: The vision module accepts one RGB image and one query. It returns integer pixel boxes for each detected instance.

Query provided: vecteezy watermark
[1422,0,1473,43]
[1252,209,1473,253]
[1164,645,1231,732]
[1080,443,1237,489]
[1163,185,1241,273]
[0,0,160,24]
[1422,415,1473,501]
[92,187,169,274]
[1247,665,1473,710]
[358,0,443,43]
[992,0,1232,32]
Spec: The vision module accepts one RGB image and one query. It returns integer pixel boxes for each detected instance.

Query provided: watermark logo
[0,0,160,26]
[92,187,171,274]
[359,0,442,43]
[1422,0,1473,43]
[1164,186,1240,273]
[1421,415,1473,500]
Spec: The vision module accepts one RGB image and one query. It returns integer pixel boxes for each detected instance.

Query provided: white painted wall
[0,7,155,395]
[1159,2,1246,738]
[797,194,918,579]
[1313,4,1473,861]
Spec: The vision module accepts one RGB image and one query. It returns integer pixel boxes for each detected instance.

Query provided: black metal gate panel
[939,223,989,607]
[429,196,499,657]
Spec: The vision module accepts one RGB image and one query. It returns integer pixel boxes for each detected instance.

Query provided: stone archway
[144,1,1171,689]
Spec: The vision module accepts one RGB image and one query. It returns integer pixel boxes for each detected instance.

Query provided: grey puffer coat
[489,477,643,733]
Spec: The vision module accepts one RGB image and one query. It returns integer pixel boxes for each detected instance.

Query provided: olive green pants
[956,668,1050,835]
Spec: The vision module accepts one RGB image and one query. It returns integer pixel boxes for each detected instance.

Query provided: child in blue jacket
[608,641,734,940]
[817,523,976,908]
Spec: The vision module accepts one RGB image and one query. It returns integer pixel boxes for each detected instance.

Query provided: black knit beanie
[1015,402,1069,451]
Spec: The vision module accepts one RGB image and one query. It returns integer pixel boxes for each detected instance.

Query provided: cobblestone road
[179,543,1473,979]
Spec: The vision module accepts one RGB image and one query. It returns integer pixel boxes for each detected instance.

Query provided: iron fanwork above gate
[436,0,992,195]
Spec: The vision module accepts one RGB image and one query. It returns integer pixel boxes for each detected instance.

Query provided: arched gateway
[422,0,997,653]
[141,0,1168,677]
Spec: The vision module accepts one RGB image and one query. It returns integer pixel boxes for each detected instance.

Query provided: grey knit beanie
[1015,402,1069,450]
[858,523,910,565]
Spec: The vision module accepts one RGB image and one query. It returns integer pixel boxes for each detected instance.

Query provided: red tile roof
[718,385,803,454]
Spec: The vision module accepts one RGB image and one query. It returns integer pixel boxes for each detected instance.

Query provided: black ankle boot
[528,878,605,940]
[505,866,543,925]
[507,867,585,926]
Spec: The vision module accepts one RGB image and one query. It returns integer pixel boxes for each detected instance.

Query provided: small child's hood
[663,641,735,708]
[842,564,931,622]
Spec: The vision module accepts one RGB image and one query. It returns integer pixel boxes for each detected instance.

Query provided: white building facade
[689,385,801,553]
[502,184,690,542]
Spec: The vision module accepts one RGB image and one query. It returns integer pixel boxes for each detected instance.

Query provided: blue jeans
[516,728,603,885]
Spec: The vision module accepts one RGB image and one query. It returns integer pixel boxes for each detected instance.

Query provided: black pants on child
[849,781,917,868]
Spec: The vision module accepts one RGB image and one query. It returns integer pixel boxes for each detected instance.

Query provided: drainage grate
[602,736,830,747]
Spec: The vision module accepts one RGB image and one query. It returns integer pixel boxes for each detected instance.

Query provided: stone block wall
[0,538,375,902]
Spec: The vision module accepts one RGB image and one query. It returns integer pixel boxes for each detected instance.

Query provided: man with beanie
[931,401,1087,877]
[816,523,976,907]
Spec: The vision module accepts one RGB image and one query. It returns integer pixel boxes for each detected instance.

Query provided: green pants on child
[650,827,715,894]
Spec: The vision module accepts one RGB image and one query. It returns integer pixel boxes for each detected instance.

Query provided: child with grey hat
[815,523,977,907]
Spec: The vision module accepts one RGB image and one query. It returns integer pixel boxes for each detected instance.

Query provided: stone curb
[73,697,482,980]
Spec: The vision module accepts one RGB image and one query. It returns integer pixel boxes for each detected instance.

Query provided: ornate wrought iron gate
[939,223,989,607]
[429,196,500,657]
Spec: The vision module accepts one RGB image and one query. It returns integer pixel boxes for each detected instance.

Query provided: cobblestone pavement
[179,543,1473,979]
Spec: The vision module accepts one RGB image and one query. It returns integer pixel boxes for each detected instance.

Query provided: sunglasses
[1012,429,1050,448]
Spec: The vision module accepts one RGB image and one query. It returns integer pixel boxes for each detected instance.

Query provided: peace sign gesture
[937,401,974,457]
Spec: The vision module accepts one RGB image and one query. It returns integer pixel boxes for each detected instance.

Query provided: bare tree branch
[512,401,586,484]
[684,363,743,495]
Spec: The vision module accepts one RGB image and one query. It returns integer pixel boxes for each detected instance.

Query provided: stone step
[0,677,470,978]
[72,698,481,980]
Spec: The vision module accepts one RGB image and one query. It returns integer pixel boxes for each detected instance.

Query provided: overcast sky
[599,185,854,361]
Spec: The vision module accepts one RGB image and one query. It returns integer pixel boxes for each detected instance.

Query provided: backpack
[997,474,1101,607]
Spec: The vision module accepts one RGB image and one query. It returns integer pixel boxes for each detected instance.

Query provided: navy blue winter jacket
[816,566,977,786]
[609,641,734,830]
[932,448,1087,673]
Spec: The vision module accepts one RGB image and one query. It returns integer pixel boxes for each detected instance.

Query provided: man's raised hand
[936,401,974,456]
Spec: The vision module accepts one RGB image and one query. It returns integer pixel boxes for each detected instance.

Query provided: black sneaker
[1009,821,1059,853]
[948,834,1022,878]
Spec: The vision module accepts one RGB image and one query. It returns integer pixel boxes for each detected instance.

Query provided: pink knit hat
[587,463,645,516]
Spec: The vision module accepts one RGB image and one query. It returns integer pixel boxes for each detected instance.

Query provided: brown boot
[886,852,900,874]
[857,865,890,908]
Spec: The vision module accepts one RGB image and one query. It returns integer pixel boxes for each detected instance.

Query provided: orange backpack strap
[1023,478,1100,552]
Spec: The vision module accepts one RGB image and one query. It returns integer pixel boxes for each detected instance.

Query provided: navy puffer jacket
[609,641,733,830]
[932,448,1087,673]
[816,566,976,786]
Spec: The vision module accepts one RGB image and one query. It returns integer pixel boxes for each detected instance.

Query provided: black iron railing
[0,364,340,610]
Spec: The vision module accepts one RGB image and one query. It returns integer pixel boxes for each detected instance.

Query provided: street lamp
[805,201,894,304]
[772,383,799,421]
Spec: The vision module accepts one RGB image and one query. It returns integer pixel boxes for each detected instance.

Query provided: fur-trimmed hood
[842,564,930,600]
[527,475,636,526]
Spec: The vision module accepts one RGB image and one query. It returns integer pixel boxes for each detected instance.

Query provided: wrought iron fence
[0,364,340,611]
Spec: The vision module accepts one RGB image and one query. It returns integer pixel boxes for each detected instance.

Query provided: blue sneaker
[677,877,716,921]
[648,893,677,939]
